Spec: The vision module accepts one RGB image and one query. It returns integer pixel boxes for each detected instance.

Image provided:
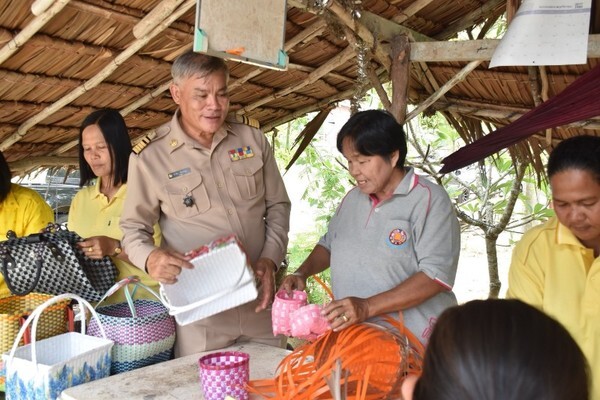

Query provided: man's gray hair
[171,51,229,84]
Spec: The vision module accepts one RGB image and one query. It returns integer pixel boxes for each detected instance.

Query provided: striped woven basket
[0,293,70,391]
[87,276,176,374]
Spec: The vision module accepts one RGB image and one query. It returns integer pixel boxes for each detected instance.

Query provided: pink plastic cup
[199,351,250,400]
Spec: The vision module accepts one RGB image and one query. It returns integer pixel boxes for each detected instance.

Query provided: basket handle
[1,241,44,296]
[7,293,108,368]
[159,261,252,315]
[94,275,164,318]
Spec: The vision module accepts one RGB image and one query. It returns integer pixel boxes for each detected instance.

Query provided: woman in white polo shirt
[281,109,460,344]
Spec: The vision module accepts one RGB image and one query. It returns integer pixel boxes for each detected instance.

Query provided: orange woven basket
[249,315,424,399]
[0,293,70,391]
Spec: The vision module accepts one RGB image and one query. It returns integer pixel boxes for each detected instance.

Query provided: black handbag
[0,224,117,302]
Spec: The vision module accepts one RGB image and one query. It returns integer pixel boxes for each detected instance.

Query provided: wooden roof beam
[406,60,483,122]
[434,0,505,40]
[410,34,600,62]
[0,0,195,152]
[9,156,78,176]
[239,45,356,113]
[68,0,191,40]
[433,101,600,131]
[392,0,435,24]
[0,0,71,66]
[261,88,355,133]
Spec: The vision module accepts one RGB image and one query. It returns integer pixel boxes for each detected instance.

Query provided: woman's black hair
[78,109,132,187]
[413,299,590,400]
[336,109,407,168]
[0,150,12,203]
[547,135,600,183]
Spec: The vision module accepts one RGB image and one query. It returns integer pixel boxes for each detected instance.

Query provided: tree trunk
[485,234,501,298]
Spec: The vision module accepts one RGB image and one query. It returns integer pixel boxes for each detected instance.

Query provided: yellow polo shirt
[68,179,162,304]
[508,217,599,398]
[0,183,55,298]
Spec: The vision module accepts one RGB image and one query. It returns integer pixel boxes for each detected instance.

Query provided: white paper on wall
[489,0,591,68]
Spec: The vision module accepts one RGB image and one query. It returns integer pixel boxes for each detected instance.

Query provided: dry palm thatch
[0,0,598,177]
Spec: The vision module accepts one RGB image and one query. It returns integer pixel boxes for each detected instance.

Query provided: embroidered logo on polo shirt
[388,228,408,247]
[228,146,254,161]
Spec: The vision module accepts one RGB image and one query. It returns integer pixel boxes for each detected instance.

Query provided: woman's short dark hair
[413,299,589,400]
[0,150,12,203]
[78,109,132,187]
[547,135,600,183]
[336,109,407,169]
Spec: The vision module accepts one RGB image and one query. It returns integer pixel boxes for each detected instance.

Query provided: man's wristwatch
[111,242,122,257]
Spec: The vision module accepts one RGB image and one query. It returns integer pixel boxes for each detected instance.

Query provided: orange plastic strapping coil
[249,315,424,399]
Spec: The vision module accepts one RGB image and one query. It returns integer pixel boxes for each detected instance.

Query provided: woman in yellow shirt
[68,109,160,303]
[0,150,55,298]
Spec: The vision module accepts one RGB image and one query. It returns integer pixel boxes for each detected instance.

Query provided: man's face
[170,71,230,137]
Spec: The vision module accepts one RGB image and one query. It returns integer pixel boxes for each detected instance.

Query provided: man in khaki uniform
[120,52,291,356]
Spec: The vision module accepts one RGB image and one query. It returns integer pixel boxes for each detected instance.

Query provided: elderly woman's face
[341,137,399,199]
[550,168,600,249]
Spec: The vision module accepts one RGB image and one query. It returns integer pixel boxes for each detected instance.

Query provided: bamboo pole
[0,0,71,66]
[405,60,482,122]
[31,0,56,15]
[133,0,186,39]
[9,156,78,175]
[239,45,356,113]
[0,0,196,152]
[392,0,434,24]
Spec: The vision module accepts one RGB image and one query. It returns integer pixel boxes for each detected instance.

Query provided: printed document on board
[490,0,591,67]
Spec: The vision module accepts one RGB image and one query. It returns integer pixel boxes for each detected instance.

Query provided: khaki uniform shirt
[120,111,291,271]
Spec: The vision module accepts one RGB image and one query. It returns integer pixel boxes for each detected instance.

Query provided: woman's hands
[321,297,370,331]
[280,271,308,294]
[77,235,120,259]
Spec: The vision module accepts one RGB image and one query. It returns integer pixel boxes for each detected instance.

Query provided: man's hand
[146,248,193,284]
[253,257,277,312]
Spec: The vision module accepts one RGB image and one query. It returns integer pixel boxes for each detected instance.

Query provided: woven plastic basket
[249,317,424,399]
[271,289,308,336]
[3,293,113,400]
[199,351,250,400]
[87,276,176,374]
[0,293,69,392]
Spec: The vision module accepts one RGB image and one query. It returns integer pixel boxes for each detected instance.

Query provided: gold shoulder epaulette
[226,113,260,129]
[132,130,157,155]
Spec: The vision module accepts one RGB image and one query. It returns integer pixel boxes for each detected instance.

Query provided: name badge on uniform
[228,146,254,162]
[168,167,191,179]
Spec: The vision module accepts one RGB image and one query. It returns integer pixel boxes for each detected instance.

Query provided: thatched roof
[1,0,599,176]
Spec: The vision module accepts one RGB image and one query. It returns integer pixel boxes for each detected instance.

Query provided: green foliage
[406,113,552,236]
[287,231,332,304]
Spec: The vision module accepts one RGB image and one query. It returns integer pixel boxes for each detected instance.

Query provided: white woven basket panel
[160,243,258,325]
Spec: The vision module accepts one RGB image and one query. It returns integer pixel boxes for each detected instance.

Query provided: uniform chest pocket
[164,173,210,218]
[230,157,264,200]
[377,219,414,259]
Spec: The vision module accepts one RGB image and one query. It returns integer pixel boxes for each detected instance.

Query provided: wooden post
[390,35,410,124]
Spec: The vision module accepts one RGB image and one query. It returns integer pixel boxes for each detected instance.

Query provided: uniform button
[227,209,234,215]
[217,182,223,188]
[245,169,251,174]
[183,186,188,192]
[170,139,178,147]
[374,208,380,213]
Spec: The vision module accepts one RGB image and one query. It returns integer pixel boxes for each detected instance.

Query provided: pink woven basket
[199,351,250,400]
[290,304,330,341]
[271,290,308,336]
